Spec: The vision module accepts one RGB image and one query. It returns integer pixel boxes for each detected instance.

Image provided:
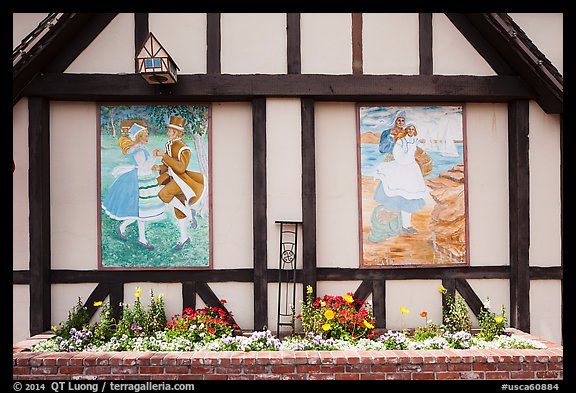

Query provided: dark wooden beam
[23,73,536,102]
[419,13,433,75]
[508,99,530,332]
[134,13,149,59]
[301,98,317,300]
[207,13,221,74]
[252,98,268,331]
[196,282,239,329]
[372,280,386,328]
[441,278,456,315]
[84,283,111,320]
[455,279,487,319]
[182,281,197,310]
[28,96,51,335]
[445,13,514,76]
[109,283,124,323]
[286,13,301,74]
[352,13,363,75]
[14,13,118,105]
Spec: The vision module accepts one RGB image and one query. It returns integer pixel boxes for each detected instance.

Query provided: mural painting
[357,104,469,267]
[98,104,211,269]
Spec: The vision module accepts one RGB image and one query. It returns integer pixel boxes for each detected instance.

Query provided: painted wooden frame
[357,104,469,268]
[97,103,212,270]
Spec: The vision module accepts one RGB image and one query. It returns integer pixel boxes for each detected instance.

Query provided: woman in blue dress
[102,121,165,250]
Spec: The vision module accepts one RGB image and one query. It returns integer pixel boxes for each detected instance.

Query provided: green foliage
[477,301,507,341]
[115,288,168,338]
[56,297,90,339]
[440,288,471,333]
[413,321,444,341]
[92,303,116,342]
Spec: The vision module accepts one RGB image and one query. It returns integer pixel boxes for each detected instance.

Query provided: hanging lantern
[135,32,179,84]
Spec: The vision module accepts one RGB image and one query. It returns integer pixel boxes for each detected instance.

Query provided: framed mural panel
[98,103,211,270]
[357,104,469,268]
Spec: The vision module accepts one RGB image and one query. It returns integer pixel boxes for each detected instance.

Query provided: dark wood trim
[353,280,372,304]
[559,114,563,340]
[109,283,124,323]
[508,99,530,332]
[28,96,51,335]
[286,13,301,74]
[14,13,118,105]
[13,265,562,285]
[418,13,433,75]
[252,98,268,331]
[206,13,221,75]
[182,281,197,310]
[23,73,536,103]
[372,280,386,328]
[445,13,514,76]
[134,13,149,59]
[301,98,317,300]
[455,279,486,319]
[84,283,111,320]
[352,13,363,75]
[196,282,239,328]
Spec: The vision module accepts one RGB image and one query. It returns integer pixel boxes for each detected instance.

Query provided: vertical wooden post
[419,13,433,75]
[372,280,386,328]
[352,13,363,75]
[134,13,149,58]
[508,99,530,332]
[287,13,301,75]
[252,98,268,330]
[301,98,317,299]
[207,13,221,75]
[28,96,51,335]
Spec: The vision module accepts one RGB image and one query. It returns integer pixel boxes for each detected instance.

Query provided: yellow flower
[51,326,58,332]
[400,307,410,314]
[135,287,142,299]
[322,323,332,331]
[306,285,313,294]
[320,301,326,307]
[344,294,354,303]
[438,285,447,294]
[93,301,103,307]
[363,320,374,329]
[495,316,504,323]
[324,309,335,320]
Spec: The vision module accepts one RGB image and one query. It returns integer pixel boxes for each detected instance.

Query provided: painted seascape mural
[357,105,469,267]
[98,104,211,269]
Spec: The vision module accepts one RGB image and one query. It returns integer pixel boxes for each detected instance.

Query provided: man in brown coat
[153,116,205,250]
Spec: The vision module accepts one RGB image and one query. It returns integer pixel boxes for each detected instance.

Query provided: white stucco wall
[65,13,134,74]
[362,13,419,75]
[433,13,496,76]
[12,13,563,344]
[221,13,287,74]
[301,13,352,74]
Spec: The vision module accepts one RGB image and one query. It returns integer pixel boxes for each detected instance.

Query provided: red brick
[189,366,213,374]
[85,366,111,374]
[243,365,268,374]
[412,372,435,380]
[485,371,510,379]
[361,373,386,380]
[271,365,295,373]
[336,373,360,380]
[436,372,460,380]
[385,372,411,380]
[296,364,321,373]
[535,370,562,379]
[510,371,535,379]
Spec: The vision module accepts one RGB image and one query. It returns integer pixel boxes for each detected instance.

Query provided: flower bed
[13,328,563,380]
[12,287,563,380]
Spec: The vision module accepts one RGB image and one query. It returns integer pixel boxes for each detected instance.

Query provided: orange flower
[420,311,428,318]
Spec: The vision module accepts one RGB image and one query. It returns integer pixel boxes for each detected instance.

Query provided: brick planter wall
[13,329,562,381]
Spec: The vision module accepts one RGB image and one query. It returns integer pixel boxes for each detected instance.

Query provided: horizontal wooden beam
[22,73,536,102]
[12,266,562,284]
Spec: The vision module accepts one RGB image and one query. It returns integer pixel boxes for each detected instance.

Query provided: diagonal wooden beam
[454,279,487,319]
[195,282,239,329]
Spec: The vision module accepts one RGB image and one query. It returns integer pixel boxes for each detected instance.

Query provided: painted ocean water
[360,142,464,179]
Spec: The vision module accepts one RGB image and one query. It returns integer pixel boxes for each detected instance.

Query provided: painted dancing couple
[102,116,205,251]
